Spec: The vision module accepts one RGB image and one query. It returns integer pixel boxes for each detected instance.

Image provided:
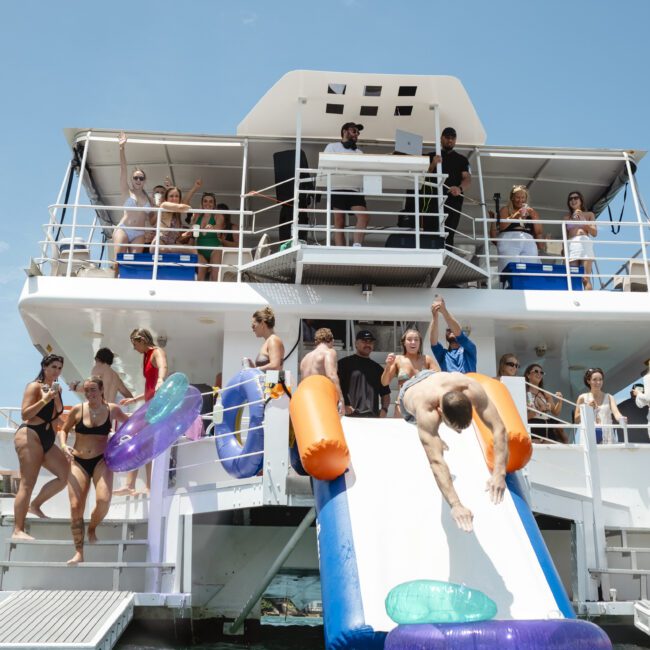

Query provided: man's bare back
[400,371,508,533]
[299,332,344,412]
[75,362,133,404]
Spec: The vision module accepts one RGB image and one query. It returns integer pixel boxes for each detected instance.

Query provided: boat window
[394,105,413,116]
[327,83,346,95]
[325,103,344,115]
[364,85,382,97]
[360,106,378,116]
[398,86,417,96]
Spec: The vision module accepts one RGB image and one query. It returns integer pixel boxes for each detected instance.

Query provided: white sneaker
[352,243,362,248]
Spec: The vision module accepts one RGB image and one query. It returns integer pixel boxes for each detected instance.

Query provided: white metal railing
[480,218,650,292]
[39,203,257,281]
[0,408,21,430]
[33,143,650,290]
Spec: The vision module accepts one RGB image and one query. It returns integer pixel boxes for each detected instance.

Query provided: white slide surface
[340,416,562,633]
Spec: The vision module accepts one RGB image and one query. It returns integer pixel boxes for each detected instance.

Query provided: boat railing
[522,381,648,445]
[39,203,259,281]
[480,218,650,291]
[0,407,21,430]
[153,377,296,509]
[32,143,650,291]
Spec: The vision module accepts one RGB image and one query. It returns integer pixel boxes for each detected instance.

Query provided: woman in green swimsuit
[192,193,224,281]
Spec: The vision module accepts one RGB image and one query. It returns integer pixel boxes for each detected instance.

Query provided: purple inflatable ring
[385,619,612,650]
[105,386,202,472]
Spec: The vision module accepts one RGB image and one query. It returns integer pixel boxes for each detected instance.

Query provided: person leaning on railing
[152,186,196,255]
[564,191,597,291]
[496,185,543,273]
[524,363,568,443]
[574,367,626,444]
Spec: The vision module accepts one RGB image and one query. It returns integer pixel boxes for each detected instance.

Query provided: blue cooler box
[503,262,583,290]
[117,253,197,281]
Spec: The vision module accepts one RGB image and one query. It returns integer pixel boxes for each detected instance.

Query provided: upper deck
[18,71,650,399]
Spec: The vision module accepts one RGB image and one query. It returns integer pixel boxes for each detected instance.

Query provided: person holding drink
[564,191,596,290]
[12,354,70,539]
[382,329,440,417]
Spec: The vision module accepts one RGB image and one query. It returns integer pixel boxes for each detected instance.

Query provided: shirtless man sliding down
[399,370,508,532]
[299,328,344,414]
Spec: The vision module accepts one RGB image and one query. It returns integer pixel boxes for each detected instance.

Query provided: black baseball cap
[356,330,376,341]
[341,122,364,135]
[441,127,457,137]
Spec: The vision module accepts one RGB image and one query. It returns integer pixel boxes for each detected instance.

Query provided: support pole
[224,506,316,635]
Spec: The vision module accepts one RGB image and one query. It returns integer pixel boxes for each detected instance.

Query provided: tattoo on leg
[71,517,85,552]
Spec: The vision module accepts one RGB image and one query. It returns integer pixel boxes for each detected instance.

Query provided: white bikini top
[124,195,151,209]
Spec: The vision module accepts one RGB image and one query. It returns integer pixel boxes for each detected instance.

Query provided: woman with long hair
[496,353,520,379]
[214,203,239,248]
[115,328,168,495]
[575,367,625,443]
[12,354,69,539]
[250,307,284,371]
[192,193,224,281]
[524,363,567,443]
[497,185,543,273]
[564,191,597,290]
[382,329,440,417]
[113,132,152,266]
[59,377,129,564]
[154,186,195,255]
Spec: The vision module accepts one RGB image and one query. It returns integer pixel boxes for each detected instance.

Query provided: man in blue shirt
[429,297,477,373]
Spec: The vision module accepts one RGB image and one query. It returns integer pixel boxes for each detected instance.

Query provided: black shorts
[331,190,367,212]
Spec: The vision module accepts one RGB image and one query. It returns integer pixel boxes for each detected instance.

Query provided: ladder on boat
[0,516,174,592]
[587,526,650,636]
[0,590,134,649]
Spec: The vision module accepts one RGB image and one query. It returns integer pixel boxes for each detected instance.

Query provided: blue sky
[1,0,649,407]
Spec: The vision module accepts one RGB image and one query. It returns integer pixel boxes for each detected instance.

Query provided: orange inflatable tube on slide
[289,375,349,480]
[467,372,532,473]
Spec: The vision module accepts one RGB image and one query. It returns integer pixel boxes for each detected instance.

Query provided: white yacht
[1,70,650,649]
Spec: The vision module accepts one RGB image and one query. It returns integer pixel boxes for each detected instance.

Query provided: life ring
[105,383,202,472]
[214,368,266,478]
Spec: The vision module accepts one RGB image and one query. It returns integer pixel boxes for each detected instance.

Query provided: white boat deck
[0,590,133,649]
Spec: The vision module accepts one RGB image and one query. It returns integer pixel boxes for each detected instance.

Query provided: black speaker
[273,149,314,242]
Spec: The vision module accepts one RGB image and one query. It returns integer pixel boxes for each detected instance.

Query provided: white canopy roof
[236,70,487,144]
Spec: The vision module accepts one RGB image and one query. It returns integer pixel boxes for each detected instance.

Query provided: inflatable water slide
[290,375,611,650]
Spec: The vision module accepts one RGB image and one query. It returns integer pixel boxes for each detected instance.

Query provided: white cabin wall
[222,311,299,384]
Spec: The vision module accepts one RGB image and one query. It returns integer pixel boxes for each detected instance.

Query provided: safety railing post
[624,153,650,290]
[152,207,162,280]
[66,131,91,277]
[474,149,492,288]
[292,98,306,247]
[237,139,249,281]
[414,173,421,250]
[326,172,332,247]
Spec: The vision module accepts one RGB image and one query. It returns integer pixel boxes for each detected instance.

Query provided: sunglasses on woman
[505,361,520,368]
[531,368,545,375]
[133,175,145,181]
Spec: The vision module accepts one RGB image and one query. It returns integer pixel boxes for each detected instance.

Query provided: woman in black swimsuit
[13,354,70,540]
[59,376,129,564]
